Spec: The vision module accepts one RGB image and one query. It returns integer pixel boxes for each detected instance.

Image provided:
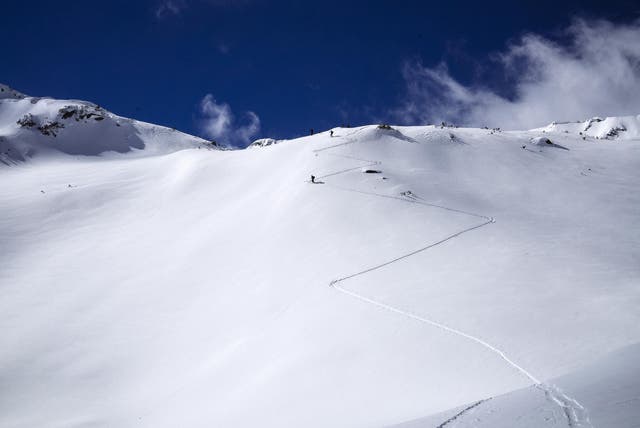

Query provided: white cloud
[198,94,261,147]
[397,18,640,130]
[155,0,251,19]
[155,0,186,19]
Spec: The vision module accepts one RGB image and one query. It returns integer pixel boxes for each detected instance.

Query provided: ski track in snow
[313,129,593,428]
[435,399,490,428]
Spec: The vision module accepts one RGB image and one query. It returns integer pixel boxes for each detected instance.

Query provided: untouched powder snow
[1,88,640,427]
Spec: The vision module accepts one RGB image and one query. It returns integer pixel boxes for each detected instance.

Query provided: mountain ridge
[0,84,212,164]
[2,84,640,165]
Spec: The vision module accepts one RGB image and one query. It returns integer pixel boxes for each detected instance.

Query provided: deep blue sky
[1,0,638,143]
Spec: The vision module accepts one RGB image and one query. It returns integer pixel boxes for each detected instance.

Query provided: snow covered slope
[392,343,640,428]
[535,114,640,140]
[1,90,639,427]
[0,85,210,164]
[0,83,26,100]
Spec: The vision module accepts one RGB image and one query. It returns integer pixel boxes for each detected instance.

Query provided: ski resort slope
[1,118,640,426]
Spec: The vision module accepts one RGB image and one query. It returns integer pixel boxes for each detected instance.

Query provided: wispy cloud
[198,94,260,147]
[396,18,640,129]
[155,0,186,19]
[155,0,252,19]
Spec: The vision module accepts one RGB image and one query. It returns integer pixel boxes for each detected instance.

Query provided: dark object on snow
[606,126,627,139]
[61,109,75,119]
[311,175,316,183]
[363,169,382,174]
[530,136,570,151]
[377,124,392,130]
[38,121,64,137]
[330,130,334,137]
[17,114,36,128]
[522,145,526,149]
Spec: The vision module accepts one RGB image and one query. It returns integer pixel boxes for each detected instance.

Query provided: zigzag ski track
[312,129,593,428]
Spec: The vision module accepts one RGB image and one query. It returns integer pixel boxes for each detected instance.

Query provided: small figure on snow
[330,130,334,137]
[311,175,316,183]
[310,128,314,135]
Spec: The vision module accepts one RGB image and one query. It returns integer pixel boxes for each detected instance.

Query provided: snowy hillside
[0,85,211,164]
[393,342,640,428]
[1,88,639,427]
[535,114,640,140]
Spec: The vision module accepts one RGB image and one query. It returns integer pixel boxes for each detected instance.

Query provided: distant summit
[0,83,26,100]
[0,84,211,164]
[536,115,640,140]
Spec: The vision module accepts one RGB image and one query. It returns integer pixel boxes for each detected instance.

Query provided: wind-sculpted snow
[530,136,570,150]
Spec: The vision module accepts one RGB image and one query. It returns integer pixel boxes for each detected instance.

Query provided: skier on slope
[330,130,334,137]
[311,175,316,183]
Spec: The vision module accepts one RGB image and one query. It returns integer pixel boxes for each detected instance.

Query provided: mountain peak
[0,85,210,163]
[0,83,26,100]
